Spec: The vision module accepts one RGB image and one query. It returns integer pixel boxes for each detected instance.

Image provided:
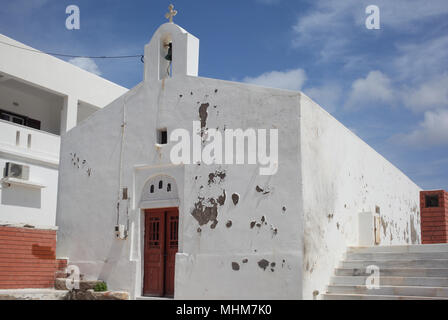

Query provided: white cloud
[242,68,307,91]
[68,57,102,76]
[392,109,448,147]
[402,74,448,112]
[292,1,448,60]
[394,36,448,83]
[303,84,342,113]
[345,71,395,109]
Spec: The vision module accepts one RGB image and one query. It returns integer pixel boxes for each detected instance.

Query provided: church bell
[165,42,172,61]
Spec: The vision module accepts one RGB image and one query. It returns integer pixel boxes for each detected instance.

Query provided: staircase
[322,243,448,300]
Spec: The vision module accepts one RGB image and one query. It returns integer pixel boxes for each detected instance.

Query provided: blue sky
[1,0,447,190]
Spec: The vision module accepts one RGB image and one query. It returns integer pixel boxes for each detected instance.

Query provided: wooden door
[164,210,178,297]
[143,208,178,297]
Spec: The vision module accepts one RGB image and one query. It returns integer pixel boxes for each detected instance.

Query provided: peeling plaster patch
[226,220,232,228]
[231,262,240,271]
[199,103,209,129]
[258,259,269,271]
[208,170,226,185]
[232,193,239,205]
[191,199,219,227]
[217,190,226,206]
[255,185,270,195]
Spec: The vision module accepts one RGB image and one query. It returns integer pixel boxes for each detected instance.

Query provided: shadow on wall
[1,185,41,208]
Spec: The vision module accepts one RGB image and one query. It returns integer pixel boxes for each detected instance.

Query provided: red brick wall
[420,190,448,244]
[0,226,65,289]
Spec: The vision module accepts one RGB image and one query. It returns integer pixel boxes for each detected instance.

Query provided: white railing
[0,119,60,163]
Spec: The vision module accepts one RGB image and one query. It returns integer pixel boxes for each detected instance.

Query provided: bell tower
[144,5,199,82]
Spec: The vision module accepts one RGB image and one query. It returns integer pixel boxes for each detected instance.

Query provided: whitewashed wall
[56,74,304,299]
[0,157,58,227]
[299,94,421,299]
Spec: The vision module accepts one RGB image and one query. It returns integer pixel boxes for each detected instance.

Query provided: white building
[55,21,421,300]
[0,34,127,229]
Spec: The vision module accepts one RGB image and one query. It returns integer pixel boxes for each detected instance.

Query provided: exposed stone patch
[231,262,240,271]
[255,185,270,195]
[258,259,269,271]
[250,221,256,229]
[226,220,232,228]
[199,103,209,129]
[208,170,226,185]
[242,258,248,264]
[232,193,239,205]
[282,206,286,213]
[191,198,218,227]
[217,190,226,206]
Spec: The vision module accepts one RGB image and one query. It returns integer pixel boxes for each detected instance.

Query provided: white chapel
[55,7,422,300]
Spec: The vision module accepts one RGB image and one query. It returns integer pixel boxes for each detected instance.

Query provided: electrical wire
[0,39,144,61]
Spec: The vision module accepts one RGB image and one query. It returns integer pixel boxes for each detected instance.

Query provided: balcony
[0,119,60,167]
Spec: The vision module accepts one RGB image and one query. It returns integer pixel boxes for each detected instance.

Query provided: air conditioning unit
[3,162,29,180]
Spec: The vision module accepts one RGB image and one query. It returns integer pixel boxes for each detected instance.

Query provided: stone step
[335,268,448,277]
[341,259,448,268]
[348,244,448,254]
[54,278,104,291]
[327,285,448,298]
[65,289,129,300]
[330,276,448,287]
[0,288,68,300]
[346,252,448,260]
[322,293,448,300]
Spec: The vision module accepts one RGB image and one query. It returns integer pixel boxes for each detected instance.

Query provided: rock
[92,291,130,300]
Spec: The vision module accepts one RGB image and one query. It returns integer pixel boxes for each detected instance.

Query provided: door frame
[142,207,179,297]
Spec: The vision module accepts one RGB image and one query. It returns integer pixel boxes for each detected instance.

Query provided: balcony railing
[0,119,60,166]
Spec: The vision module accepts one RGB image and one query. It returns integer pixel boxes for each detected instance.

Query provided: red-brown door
[143,208,178,297]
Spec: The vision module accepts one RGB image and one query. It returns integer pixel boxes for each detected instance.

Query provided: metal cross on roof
[165,4,177,23]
